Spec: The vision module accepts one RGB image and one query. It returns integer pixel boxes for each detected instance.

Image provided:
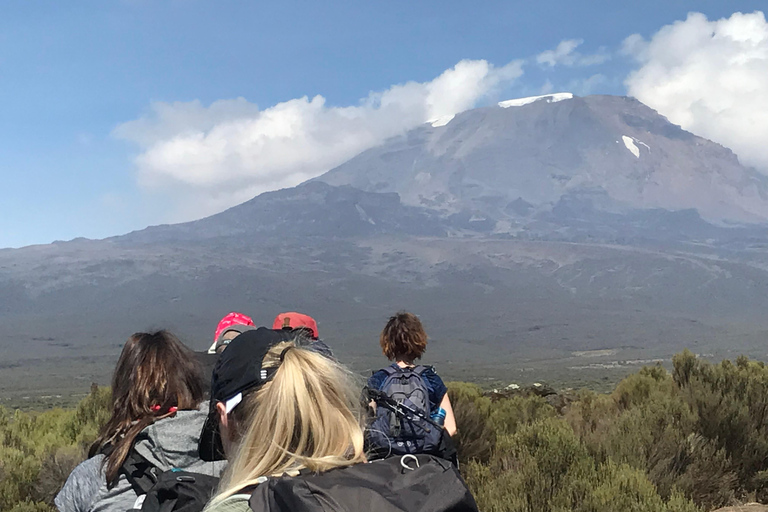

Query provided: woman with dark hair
[56,331,224,512]
[366,311,457,458]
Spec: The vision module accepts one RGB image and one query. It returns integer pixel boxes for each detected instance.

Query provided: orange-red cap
[272,312,318,339]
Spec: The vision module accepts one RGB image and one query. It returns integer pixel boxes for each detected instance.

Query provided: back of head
[91,331,204,485]
[209,312,256,354]
[380,311,427,361]
[214,341,365,502]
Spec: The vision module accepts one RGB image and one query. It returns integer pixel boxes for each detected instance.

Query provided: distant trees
[5,353,768,511]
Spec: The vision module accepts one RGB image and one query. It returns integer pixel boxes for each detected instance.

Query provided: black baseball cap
[198,327,292,461]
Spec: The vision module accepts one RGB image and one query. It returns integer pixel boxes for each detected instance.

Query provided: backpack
[366,365,444,458]
[120,448,219,512]
[248,454,479,512]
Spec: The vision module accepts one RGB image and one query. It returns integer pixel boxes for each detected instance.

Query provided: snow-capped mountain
[319,94,768,226]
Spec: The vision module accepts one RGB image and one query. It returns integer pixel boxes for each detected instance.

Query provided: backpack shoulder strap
[119,447,158,495]
[411,364,431,376]
[139,470,221,512]
[380,364,401,376]
[374,365,401,388]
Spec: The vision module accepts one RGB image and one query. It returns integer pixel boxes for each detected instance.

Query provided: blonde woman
[202,330,477,512]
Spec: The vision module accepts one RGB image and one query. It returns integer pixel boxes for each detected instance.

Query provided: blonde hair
[210,341,367,503]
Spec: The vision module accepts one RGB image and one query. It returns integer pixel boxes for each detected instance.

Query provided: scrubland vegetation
[0,385,111,512]
[4,351,768,511]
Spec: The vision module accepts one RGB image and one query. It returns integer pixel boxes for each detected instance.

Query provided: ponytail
[212,341,366,503]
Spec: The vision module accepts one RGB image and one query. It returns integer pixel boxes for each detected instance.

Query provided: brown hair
[89,331,204,486]
[379,311,427,361]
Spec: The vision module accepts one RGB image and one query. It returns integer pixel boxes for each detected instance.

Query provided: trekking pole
[366,389,443,429]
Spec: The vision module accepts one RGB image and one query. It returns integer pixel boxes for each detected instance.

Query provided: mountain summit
[319,94,768,226]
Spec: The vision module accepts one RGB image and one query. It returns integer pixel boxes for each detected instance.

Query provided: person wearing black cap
[199,327,291,461]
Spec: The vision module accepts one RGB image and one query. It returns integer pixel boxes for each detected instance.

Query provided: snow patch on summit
[498,92,573,108]
[621,136,650,158]
[622,136,640,158]
[429,114,455,127]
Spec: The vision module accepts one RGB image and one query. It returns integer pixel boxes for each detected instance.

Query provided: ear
[216,401,229,430]
[215,401,235,458]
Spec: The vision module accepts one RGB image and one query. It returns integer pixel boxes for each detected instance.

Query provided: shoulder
[204,493,252,512]
[55,455,106,512]
[418,366,447,404]
[419,365,444,385]
[367,367,391,389]
[65,454,106,486]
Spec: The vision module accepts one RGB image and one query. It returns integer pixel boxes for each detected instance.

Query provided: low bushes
[5,353,768,511]
[452,350,768,511]
[454,389,699,511]
[0,385,110,512]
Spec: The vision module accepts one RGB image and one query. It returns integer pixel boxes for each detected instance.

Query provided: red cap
[213,312,255,344]
[272,312,318,339]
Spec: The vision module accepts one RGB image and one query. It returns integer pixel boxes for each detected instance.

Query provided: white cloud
[536,39,610,68]
[115,59,523,221]
[624,11,768,172]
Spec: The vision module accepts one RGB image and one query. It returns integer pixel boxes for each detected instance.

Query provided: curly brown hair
[379,311,427,361]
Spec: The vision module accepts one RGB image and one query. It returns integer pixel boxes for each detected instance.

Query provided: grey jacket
[55,409,225,512]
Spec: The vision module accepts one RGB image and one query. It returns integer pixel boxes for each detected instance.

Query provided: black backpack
[119,448,219,512]
[366,365,444,458]
[248,454,478,512]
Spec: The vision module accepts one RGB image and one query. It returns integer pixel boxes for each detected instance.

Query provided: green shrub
[0,385,109,511]
[461,417,699,512]
[672,349,768,500]
[453,352,768,510]
[487,395,556,437]
[6,500,55,512]
[447,382,496,465]
[564,360,739,509]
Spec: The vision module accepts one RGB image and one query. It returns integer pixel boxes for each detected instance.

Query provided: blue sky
[1,1,767,248]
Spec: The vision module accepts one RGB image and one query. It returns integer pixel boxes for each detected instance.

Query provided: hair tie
[280,346,294,362]
[151,404,178,414]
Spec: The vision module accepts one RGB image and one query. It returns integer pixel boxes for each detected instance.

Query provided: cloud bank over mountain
[114,59,523,221]
[624,11,768,173]
[536,39,610,68]
[111,10,768,225]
